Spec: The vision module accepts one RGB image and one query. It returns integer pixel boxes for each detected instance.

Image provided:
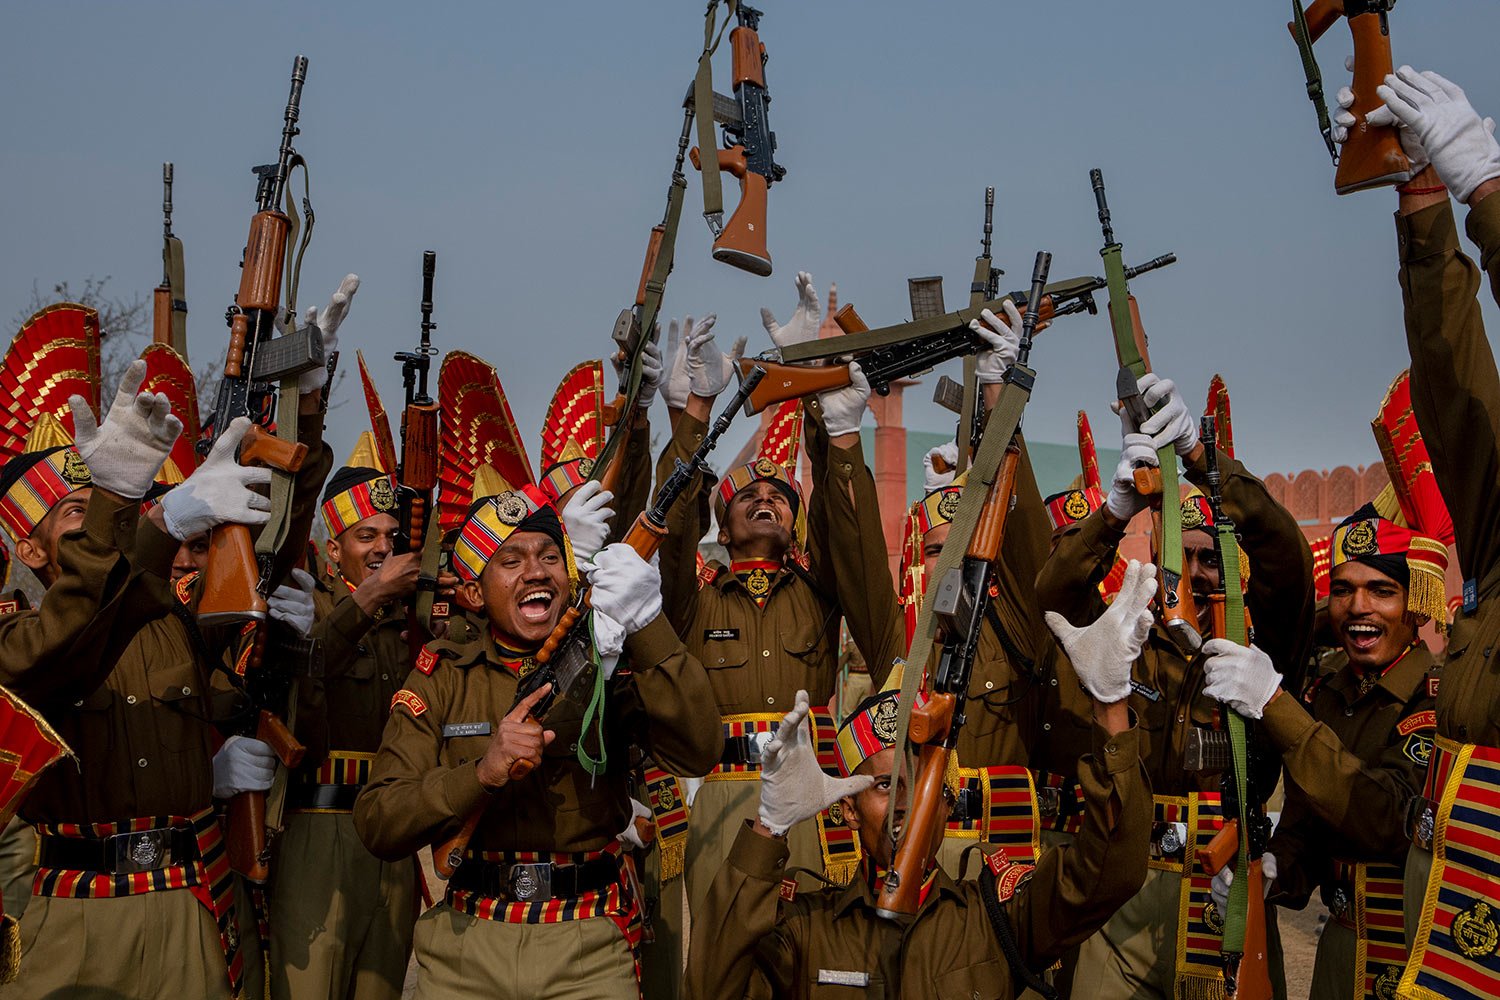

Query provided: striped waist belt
[1148,793,1218,866]
[446,843,630,925]
[709,710,836,778]
[1410,734,1461,850]
[1031,770,1087,835]
[944,766,1041,865]
[288,751,375,813]
[38,823,198,874]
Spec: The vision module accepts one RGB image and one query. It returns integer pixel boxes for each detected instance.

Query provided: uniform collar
[1326,642,1433,705]
[832,862,963,920]
[712,558,792,596]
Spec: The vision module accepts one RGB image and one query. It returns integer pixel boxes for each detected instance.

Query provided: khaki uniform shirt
[1036,449,1313,795]
[819,433,1056,770]
[301,585,408,758]
[1396,197,1500,746]
[1265,645,1437,906]
[684,723,1151,1000]
[355,616,722,859]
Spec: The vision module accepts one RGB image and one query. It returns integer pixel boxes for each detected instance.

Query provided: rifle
[1196,416,1273,1000]
[877,252,1052,919]
[733,255,1175,417]
[200,56,326,881]
[433,364,768,878]
[1288,0,1409,194]
[394,251,441,659]
[1091,168,1200,655]
[152,163,188,353]
[689,4,785,276]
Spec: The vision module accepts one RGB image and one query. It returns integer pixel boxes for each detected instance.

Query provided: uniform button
[1177,714,1186,723]
[985,681,994,690]
[1043,723,1052,732]
[1105,743,1118,754]
[1050,678,1058,687]
[717,657,726,664]
[73,700,83,708]
[762,650,771,658]
[570,742,579,752]
[766,697,776,706]
[358,644,369,655]
[181,686,192,696]
[137,758,148,768]
[126,695,137,705]
[1344,706,1354,717]
[381,674,389,681]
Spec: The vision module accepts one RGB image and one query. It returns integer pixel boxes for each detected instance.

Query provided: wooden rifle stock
[432,509,672,879]
[224,708,306,882]
[692,146,771,276]
[1288,0,1409,194]
[400,402,440,661]
[1201,819,1273,1000]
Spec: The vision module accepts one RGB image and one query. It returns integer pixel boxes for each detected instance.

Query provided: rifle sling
[164,235,188,354]
[1291,0,1339,164]
[413,515,444,634]
[1218,521,1253,956]
[694,0,735,231]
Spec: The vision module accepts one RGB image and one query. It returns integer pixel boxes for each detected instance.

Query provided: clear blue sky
[3,2,1496,482]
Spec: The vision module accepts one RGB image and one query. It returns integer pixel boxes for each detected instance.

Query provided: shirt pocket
[701,637,749,671]
[147,662,208,751]
[933,958,1008,999]
[780,622,826,666]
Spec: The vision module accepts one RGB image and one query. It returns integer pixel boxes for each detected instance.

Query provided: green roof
[859,428,1121,505]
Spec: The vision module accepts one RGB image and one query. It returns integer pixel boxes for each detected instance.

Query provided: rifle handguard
[254,709,305,769]
[226,790,270,882]
[199,525,268,625]
[875,741,953,920]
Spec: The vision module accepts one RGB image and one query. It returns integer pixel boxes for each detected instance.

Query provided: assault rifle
[152,163,188,353]
[1196,417,1273,1000]
[877,253,1052,920]
[1288,0,1409,194]
[433,365,769,878]
[394,252,441,658]
[732,254,1175,417]
[689,4,785,276]
[201,56,327,881]
[1092,168,1199,655]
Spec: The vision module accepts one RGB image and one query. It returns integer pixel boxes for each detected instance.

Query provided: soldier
[1355,63,1500,996]
[1202,504,1444,999]
[1038,371,1313,1000]
[353,484,721,999]
[682,560,1159,1000]
[814,301,1059,877]
[266,442,425,1000]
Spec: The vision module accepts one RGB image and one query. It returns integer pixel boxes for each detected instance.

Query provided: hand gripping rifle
[202,57,327,881]
[432,365,769,878]
[1288,0,1409,194]
[734,255,1175,418]
[394,252,441,658]
[1092,169,1199,656]
[1195,417,1273,1000]
[689,3,785,276]
[876,252,1051,920]
[152,163,189,354]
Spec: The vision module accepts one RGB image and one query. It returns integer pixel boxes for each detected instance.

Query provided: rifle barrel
[261,56,308,213]
[1091,168,1115,247]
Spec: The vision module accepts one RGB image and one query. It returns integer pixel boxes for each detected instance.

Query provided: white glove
[212,735,277,799]
[1107,427,1158,522]
[290,275,359,393]
[588,543,662,635]
[591,608,626,677]
[561,480,615,564]
[1372,67,1500,203]
[1134,373,1197,457]
[818,362,870,437]
[161,418,273,541]
[634,340,664,410]
[267,568,316,638]
[1044,560,1157,702]
[760,271,821,350]
[1201,639,1282,720]
[684,315,748,398]
[1211,851,1278,912]
[618,798,653,850]
[969,301,1023,384]
[922,442,959,491]
[70,359,183,499]
[1333,58,1430,176]
[661,319,693,410]
[759,691,874,835]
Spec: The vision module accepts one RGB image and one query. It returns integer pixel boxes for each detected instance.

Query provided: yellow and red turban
[0,446,91,542]
[452,483,578,587]
[1044,487,1103,532]
[1330,503,1448,624]
[321,466,399,539]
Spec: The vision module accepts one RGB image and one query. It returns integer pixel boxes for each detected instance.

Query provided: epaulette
[414,645,440,676]
[778,878,797,902]
[1426,671,1440,700]
[985,849,1034,903]
[0,599,18,617]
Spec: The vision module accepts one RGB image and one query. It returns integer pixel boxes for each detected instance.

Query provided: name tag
[1464,577,1478,614]
[704,628,740,642]
[1130,680,1162,703]
[817,970,869,987]
[442,722,492,738]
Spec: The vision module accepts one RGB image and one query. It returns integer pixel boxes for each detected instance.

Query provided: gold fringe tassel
[1,913,20,985]
[824,859,860,887]
[1174,973,1226,1000]
[658,837,686,884]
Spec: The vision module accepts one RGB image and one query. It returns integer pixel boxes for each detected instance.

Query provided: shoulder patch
[0,599,17,616]
[391,689,428,717]
[415,646,439,675]
[778,878,797,902]
[1427,676,1440,699]
[174,570,199,607]
[1403,732,1434,766]
[1397,709,1437,736]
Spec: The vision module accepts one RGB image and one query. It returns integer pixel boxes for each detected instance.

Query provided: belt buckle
[1153,822,1187,858]
[1036,786,1061,819]
[949,787,977,823]
[1329,886,1351,919]
[1414,802,1436,851]
[111,828,169,874]
[507,862,553,902]
[745,730,776,766]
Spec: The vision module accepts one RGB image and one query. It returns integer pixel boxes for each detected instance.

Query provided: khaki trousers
[409,902,636,999]
[269,811,418,1000]
[683,778,823,916]
[1403,841,1433,947]
[636,848,684,1000]
[1069,865,1287,1000]
[0,817,35,921]
[1308,918,1356,1000]
[11,889,234,999]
